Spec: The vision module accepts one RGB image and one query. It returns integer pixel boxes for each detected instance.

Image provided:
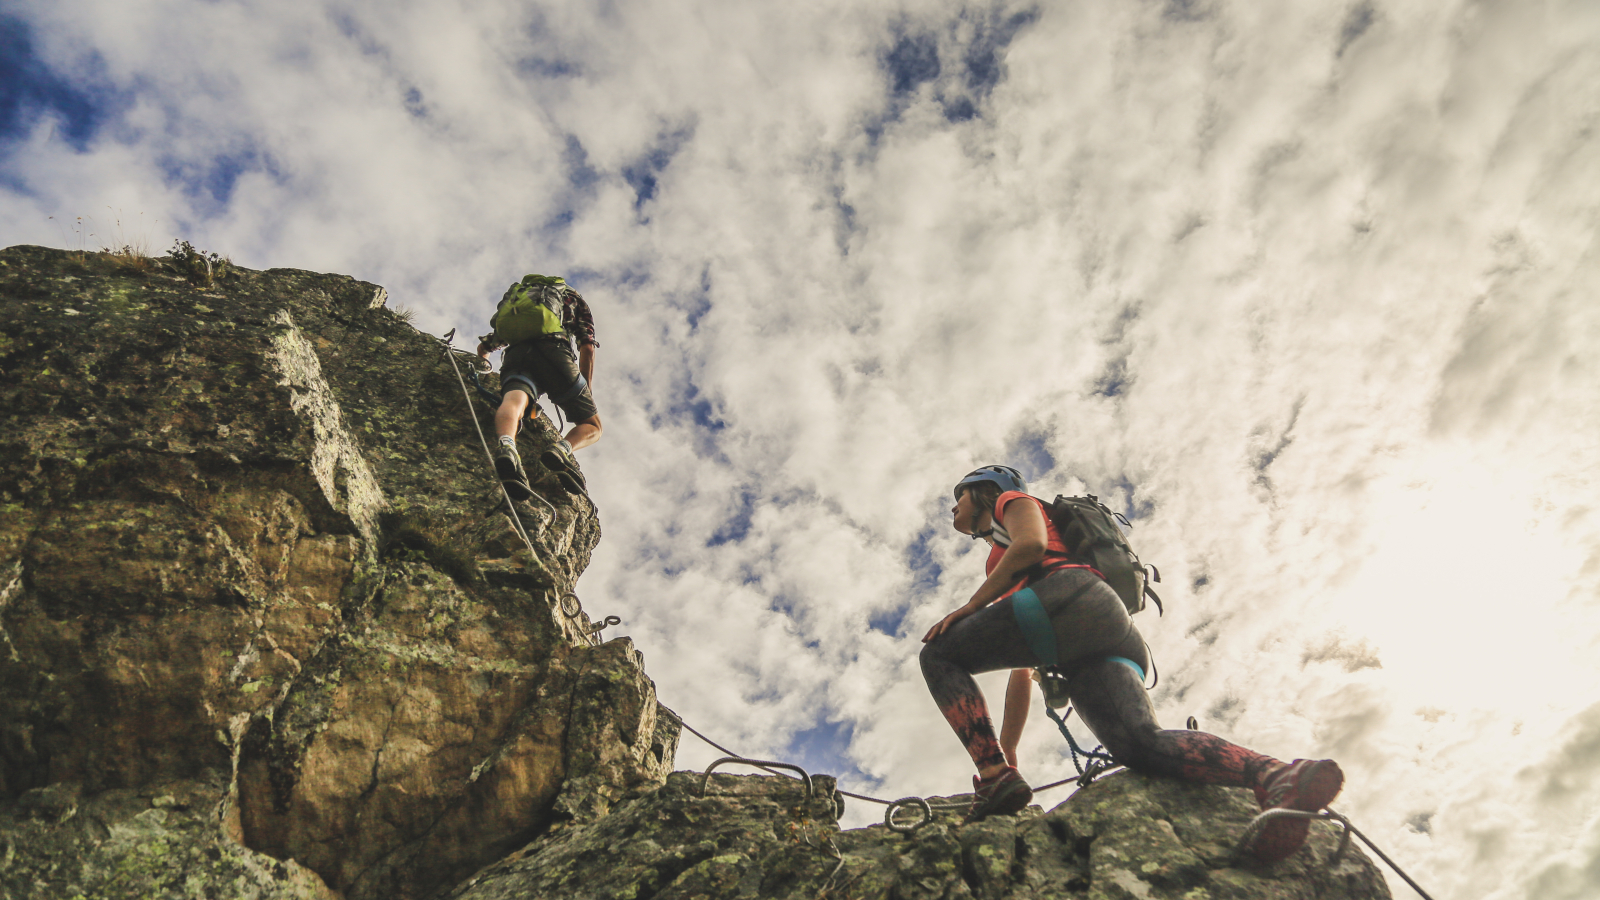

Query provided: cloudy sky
[5,0,1599,895]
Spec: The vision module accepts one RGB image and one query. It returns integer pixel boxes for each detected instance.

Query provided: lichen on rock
[0,245,660,900]
[449,769,1392,900]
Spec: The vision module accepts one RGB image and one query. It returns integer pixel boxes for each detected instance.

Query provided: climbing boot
[964,766,1033,823]
[1248,758,1344,862]
[539,441,586,495]
[493,443,535,501]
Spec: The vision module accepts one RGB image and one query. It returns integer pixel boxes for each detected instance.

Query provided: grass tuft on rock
[167,239,233,288]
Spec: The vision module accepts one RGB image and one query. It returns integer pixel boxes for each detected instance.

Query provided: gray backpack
[1044,494,1163,615]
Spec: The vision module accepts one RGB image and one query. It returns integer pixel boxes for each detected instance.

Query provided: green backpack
[491,274,569,344]
[1045,494,1163,616]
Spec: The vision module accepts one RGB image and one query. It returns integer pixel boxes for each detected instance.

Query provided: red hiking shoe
[1249,759,1344,862]
[964,766,1033,823]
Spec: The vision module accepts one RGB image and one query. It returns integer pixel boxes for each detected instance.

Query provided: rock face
[0,246,674,900]
[450,770,1392,900]
[0,246,1391,900]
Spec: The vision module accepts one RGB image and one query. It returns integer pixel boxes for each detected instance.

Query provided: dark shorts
[500,337,598,422]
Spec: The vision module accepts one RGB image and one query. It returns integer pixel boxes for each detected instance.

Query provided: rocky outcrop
[450,769,1392,900]
[0,245,1390,900]
[0,245,673,900]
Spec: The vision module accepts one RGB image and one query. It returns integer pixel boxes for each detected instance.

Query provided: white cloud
[5,0,1599,896]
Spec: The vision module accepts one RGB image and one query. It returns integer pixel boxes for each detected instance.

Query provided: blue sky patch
[768,594,797,619]
[1252,397,1304,495]
[622,125,693,215]
[785,718,878,791]
[1093,356,1128,398]
[517,56,581,78]
[903,524,943,592]
[960,7,1040,97]
[0,15,123,153]
[403,87,426,118]
[674,378,726,433]
[884,30,941,96]
[1108,475,1155,522]
[159,147,279,216]
[1338,2,1376,57]
[517,7,587,77]
[708,489,754,547]
[1007,430,1056,484]
[1163,0,1210,23]
[563,135,601,191]
[868,604,913,638]
[932,6,1041,122]
[543,135,601,232]
[673,267,712,331]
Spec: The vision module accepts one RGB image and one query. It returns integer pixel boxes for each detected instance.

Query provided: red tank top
[984,491,1098,598]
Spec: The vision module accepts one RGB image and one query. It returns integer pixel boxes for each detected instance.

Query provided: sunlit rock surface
[0,246,1388,900]
[0,245,672,900]
[451,769,1391,900]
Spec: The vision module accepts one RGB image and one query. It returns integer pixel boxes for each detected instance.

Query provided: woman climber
[919,465,1343,861]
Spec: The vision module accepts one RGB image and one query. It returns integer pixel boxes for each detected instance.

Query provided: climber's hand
[923,602,979,643]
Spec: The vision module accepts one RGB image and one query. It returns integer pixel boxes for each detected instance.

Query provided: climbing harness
[1012,583,1149,775]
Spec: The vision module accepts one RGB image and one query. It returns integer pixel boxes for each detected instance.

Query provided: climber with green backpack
[476,274,600,497]
[920,465,1343,862]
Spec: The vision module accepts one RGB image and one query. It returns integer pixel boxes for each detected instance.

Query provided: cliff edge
[0,245,674,900]
[0,245,1390,900]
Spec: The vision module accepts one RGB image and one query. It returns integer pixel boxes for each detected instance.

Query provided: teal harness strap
[1010,588,1058,667]
[1106,655,1146,683]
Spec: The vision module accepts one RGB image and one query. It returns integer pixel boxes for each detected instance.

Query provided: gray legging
[919,568,1274,785]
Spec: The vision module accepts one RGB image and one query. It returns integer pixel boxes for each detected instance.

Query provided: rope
[438,329,553,559]
[1045,705,1116,775]
[669,704,1094,834]
[1330,809,1437,900]
[674,712,1434,894]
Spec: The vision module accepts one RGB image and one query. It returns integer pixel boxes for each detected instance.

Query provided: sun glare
[1330,448,1588,713]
